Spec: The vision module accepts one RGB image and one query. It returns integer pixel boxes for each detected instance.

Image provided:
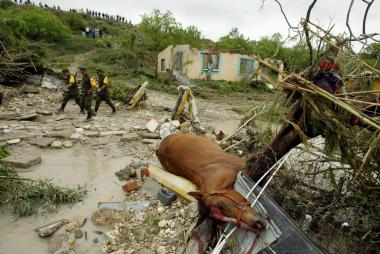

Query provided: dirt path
[68,49,96,73]
[0,87,243,254]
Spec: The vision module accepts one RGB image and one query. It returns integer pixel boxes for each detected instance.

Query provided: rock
[120,133,139,142]
[65,216,86,232]
[83,131,100,137]
[22,85,40,93]
[70,133,81,140]
[6,139,20,145]
[35,219,68,237]
[137,132,161,139]
[48,233,70,254]
[145,119,159,133]
[158,220,168,228]
[75,128,84,133]
[141,139,157,145]
[157,246,167,254]
[2,153,41,168]
[100,131,126,137]
[28,137,55,148]
[157,207,165,213]
[51,141,63,149]
[37,110,52,116]
[63,141,72,148]
[101,240,118,253]
[185,202,199,219]
[44,131,71,139]
[74,229,83,239]
[55,116,66,121]
[16,113,38,121]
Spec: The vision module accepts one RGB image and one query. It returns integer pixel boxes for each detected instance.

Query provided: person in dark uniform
[57,69,81,113]
[94,69,116,114]
[79,67,96,120]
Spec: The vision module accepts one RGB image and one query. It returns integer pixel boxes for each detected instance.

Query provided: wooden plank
[148,164,197,202]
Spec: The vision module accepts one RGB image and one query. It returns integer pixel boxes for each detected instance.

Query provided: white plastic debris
[145,119,159,133]
[160,120,181,139]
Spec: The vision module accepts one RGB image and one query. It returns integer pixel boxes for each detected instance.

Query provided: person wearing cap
[312,58,343,94]
[94,69,116,114]
[79,67,96,120]
[57,69,81,113]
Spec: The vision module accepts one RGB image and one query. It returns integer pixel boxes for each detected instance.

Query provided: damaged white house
[158,44,259,82]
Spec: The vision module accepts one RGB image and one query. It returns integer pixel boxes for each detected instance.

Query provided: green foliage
[57,11,87,31]
[0,5,70,46]
[216,28,252,54]
[0,161,87,216]
[0,0,14,9]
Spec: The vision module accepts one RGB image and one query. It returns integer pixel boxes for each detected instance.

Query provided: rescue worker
[79,67,96,120]
[94,68,116,114]
[58,69,81,113]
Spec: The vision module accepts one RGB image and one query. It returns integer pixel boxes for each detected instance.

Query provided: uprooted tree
[246,0,380,252]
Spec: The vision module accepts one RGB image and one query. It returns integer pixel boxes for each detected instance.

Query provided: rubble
[2,153,41,168]
[65,216,87,232]
[145,119,159,133]
[98,201,150,211]
[34,219,69,237]
[120,133,139,142]
[28,137,55,148]
[51,140,63,149]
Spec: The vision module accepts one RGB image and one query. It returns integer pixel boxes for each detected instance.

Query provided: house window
[174,52,183,69]
[240,58,255,75]
[202,53,220,71]
[160,59,166,71]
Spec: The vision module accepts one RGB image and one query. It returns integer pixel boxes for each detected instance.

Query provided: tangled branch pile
[0,159,87,217]
[253,19,380,252]
[0,41,40,84]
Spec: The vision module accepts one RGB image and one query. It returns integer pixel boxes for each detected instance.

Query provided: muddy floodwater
[0,146,128,254]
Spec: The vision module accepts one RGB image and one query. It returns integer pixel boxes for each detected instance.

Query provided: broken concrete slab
[28,137,55,148]
[2,153,42,169]
[145,119,159,133]
[120,133,139,142]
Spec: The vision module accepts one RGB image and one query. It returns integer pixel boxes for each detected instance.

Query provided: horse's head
[189,189,268,232]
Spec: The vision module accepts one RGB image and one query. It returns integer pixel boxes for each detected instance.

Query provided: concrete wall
[157,44,257,82]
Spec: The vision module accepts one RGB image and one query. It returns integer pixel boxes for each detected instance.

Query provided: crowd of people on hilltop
[13,0,131,24]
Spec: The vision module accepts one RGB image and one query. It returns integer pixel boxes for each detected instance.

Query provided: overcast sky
[38,0,379,43]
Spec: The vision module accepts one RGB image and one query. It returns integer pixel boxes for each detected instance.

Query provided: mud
[0,86,245,253]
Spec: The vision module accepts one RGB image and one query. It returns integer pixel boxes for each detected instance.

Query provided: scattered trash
[158,187,177,206]
[105,230,117,240]
[34,219,68,237]
[303,214,313,230]
[98,201,150,211]
[140,168,150,179]
[145,119,159,133]
[122,180,141,192]
[65,216,87,232]
[159,120,180,139]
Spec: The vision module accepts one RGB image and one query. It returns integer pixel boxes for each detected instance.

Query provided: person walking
[57,69,81,113]
[94,68,116,114]
[79,67,96,121]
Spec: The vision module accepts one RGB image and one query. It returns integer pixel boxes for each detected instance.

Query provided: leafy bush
[0,0,14,9]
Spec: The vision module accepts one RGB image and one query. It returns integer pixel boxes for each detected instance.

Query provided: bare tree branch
[362,0,374,35]
[304,0,318,77]
[273,0,297,29]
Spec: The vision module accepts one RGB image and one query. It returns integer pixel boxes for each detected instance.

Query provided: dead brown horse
[156,133,267,232]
